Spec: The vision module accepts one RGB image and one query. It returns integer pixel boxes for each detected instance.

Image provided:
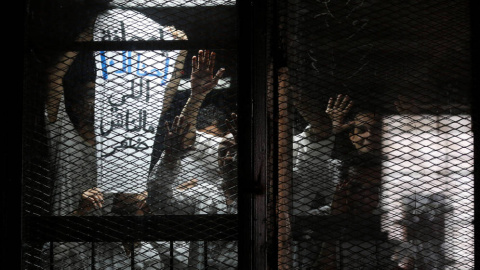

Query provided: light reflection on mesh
[24,0,238,269]
[23,0,474,269]
[270,0,473,269]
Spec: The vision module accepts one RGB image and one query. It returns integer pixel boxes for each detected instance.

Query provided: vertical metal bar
[237,0,268,269]
[130,243,135,270]
[271,42,280,270]
[170,241,174,270]
[91,242,96,270]
[470,0,479,266]
[49,241,54,270]
[272,0,294,267]
[203,241,208,269]
[277,68,293,270]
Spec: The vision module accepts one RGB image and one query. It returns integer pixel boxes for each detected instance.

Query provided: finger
[344,100,354,112]
[198,50,204,70]
[333,94,342,108]
[87,196,99,209]
[177,116,185,134]
[223,156,234,163]
[174,115,182,126]
[177,115,185,127]
[93,189,104,200]
[208,51,216,72]
[137,199,147,210]
[173,116,180,130]
[93,194,103,208]
[326,97,333,110]
[164,121,171,135]
[192,56,198,73]
[179,30,188,40]
[205,50,211,71]
[213,68,225,84]
[339,95,350,109]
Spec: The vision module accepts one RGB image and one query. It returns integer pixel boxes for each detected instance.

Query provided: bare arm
[46,51,79,123]
[181,50,225,147]
[147,115,191,214]
[162,26,188,113]
[46,26,93,123]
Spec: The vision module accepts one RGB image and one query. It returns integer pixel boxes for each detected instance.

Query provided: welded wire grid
[23,0,237,269]
[23,0,474,269]
[270,0,473,269]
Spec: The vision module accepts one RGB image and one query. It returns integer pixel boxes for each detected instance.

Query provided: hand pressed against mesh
[75,187,104,215]
[320,97,385,268]
[325,94,355,135]
[164,115,193,159]
[190,50,225,98]
[75,188,150,216]
[112,192,149,216]
[181,50,225,148]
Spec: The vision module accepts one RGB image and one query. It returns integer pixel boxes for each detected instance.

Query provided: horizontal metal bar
[24,215,238,242]
[39,40,238,51]
[291,215,388,241]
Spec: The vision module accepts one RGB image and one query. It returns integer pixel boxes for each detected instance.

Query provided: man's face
[349,112,380,154]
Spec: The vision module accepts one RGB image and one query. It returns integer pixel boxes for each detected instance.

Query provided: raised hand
[191,50,225,98]
[164,115,193,159]
[134,191,149,214]
[75,187,104,215]
[325,94,354,134]
[165,25,188,41]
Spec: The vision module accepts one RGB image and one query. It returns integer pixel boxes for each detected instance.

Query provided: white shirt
[292,126,341,216]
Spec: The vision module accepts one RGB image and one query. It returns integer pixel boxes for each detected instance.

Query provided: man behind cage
[289,83,344,269]
[147,50,239,269]
[313,94,398,269]
[43,3,191,268]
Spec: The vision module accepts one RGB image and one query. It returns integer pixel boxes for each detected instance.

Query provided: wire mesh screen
[23,0,475,269]
[268,0,473,269]
[23,0,237,269]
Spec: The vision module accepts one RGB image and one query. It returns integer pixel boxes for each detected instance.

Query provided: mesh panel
[23,0,474,269]
[24,0,237,269]
[269,0,473,269]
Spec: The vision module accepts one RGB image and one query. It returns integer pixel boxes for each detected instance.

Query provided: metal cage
[22,0,476,269]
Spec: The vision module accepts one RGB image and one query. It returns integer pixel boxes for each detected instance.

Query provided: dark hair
[197,104,228,133]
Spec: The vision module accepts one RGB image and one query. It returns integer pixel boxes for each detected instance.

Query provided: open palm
[191,50,225,97]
